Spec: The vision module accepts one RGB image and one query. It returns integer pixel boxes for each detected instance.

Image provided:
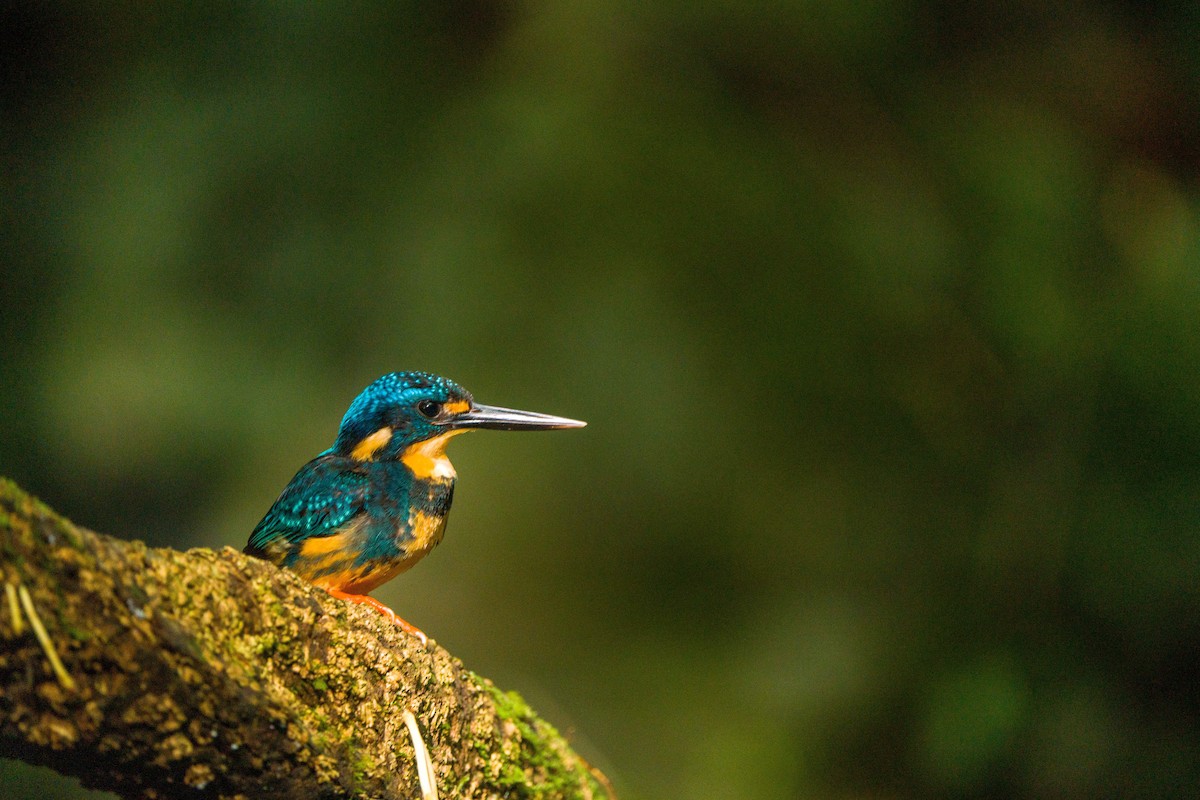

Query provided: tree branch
[0,477,613,799]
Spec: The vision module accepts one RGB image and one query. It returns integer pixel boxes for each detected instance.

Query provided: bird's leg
[326,589,427,645]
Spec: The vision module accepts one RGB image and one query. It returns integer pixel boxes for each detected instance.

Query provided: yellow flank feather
[299,528,356,557]
[405,510,448,557]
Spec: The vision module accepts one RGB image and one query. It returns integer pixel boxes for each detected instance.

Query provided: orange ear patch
[351,426,393,461]
[444,399,471,415]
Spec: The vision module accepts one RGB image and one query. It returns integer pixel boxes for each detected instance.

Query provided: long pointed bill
[451,403,587,431]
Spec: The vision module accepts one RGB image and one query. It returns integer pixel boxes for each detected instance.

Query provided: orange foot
[326,589,428,645]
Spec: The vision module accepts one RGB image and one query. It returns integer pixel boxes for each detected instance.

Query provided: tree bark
[0,477,613,799]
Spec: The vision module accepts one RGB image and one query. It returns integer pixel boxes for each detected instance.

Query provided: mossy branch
[0,478,612,799]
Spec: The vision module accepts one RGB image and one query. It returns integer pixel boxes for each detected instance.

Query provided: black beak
[451,403,587,431]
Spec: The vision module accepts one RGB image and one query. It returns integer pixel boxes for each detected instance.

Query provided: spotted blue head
[331,371,585,465]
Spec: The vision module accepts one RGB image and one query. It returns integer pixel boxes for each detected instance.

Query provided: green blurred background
[3,2,1199,798]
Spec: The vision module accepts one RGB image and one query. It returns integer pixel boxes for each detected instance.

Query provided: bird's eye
[417,400,442,419]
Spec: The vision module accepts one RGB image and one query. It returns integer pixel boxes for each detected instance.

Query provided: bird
[244,371,585,642]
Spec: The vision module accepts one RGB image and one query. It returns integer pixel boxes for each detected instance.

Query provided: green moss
[62,619,91,642]
[308,709,331,733]
[489,685,559,751]
[499,762,528,787]
[483,683,609,799]
[253,634,278,656]
[312,677,328,692]
[351,749,376,786]
[491,686,534,721]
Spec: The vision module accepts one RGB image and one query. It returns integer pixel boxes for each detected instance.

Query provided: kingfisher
[244,371,585,641]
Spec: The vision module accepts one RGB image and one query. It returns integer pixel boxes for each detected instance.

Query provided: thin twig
[4,583,24,637]
[402,707,439,800]
[17,585,77,691]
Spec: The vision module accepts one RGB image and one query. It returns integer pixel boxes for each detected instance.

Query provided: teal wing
[245,456,370,558]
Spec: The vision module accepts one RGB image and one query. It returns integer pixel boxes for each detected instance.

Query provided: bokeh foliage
[2,2,1199,798]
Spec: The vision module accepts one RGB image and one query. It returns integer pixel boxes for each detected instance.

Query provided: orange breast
[299,519,447,596]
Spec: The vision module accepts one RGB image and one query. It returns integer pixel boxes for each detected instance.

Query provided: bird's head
[332,372,585,471]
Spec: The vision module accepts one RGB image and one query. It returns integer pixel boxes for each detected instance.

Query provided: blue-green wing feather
[246,456,370,555]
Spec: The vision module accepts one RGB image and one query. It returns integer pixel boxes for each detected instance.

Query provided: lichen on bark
[0,477,613,799]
